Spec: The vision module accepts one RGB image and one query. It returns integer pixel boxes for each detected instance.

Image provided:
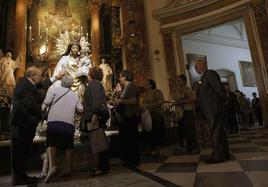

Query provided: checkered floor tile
[1,128,268,186]
[137,128,268,187]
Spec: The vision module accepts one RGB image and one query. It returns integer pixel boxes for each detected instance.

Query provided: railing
[161,101,177,128]
[161,101,179,143]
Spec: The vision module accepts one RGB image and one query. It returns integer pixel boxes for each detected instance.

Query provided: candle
[29,26,32,43]
[45,28,48,42]
[86,32,88,38]
[80,26,83,35]
[38,21,41,37]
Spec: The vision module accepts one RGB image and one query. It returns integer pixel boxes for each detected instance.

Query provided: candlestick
[45,28,48,42]
[29,26,32,43]
[38,21,41,37]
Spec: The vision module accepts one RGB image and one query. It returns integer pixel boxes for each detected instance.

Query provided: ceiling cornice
[153,0,220,20]
[183,32,249,49]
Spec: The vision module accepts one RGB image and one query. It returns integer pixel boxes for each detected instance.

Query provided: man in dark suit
[252,92,263,126]
[195,59,230,164]
[9,66,64,185]
[224,84,239,133]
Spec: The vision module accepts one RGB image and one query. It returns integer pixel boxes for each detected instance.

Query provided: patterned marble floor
[1,128,268,187]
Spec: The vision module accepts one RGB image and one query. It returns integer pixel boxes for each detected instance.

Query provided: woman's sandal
[91,169,108,176]
[44,167,57,183]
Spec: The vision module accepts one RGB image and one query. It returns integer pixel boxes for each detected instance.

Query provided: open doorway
[216,69,237,91]
[182,18,257,100]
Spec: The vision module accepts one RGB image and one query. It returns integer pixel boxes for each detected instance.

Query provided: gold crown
[55,30,90,56]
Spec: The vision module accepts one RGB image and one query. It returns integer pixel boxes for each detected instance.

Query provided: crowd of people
[2,46,264,186]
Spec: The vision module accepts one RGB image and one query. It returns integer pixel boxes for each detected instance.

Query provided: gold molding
[153,0,220,20]
[159,0,268,126]
[159,0,252,32]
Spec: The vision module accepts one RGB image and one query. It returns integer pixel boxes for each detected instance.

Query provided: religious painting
[186,53,207,85]
[238,61,257,87]
[34,0,89,40]
[27,0,90,62]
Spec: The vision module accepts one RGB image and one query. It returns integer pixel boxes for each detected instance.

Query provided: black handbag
[79,116,87,133]
[110,107,123,125]
[79,116,99,132]
[97,103,110,122]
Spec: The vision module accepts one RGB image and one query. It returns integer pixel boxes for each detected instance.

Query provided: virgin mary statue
[52,31,90,104]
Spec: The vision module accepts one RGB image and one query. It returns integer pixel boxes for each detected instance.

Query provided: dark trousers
[10,125,36,183]
[227,112,238,133]
[178,122,184,147]
[255,109,263,126]
[98,150,109,171]
[143,111,165,149]
[179,110,199,151]
[0,107,10,132]
[209,114,230,161]
[97,119,110,172]
[119,115,140,167]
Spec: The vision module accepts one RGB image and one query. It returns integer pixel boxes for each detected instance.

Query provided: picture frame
[238,61,256,87]
[186,53,207,85]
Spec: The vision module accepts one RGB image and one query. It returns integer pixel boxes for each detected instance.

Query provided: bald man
[194,59,230,164]
[9,66,64,185]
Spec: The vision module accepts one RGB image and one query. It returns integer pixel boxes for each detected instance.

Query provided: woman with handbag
[114,70,141,169]
[83,67,110,176]
[142,79,165,157]
[174,74,199,153]
[42,75,83,183]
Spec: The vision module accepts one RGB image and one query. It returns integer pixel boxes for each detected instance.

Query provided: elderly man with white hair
[9,66,65,185]
[42,75,83,183]
[194,59,230,164]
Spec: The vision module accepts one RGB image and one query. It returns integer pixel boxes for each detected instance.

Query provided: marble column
[120,0,151,86]
[163,32,177,99]
[89,1,102,66]
[14,0,29,78]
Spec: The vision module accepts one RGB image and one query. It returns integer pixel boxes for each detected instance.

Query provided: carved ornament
[88,0,109,11]
[24,0,32,9]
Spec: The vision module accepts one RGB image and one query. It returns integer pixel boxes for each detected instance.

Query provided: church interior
[1,0,268,186]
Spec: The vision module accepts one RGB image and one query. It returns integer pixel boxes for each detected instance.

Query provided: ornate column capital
[88,0,103,11]
[24,0,32,9]
[112,0,120,7]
